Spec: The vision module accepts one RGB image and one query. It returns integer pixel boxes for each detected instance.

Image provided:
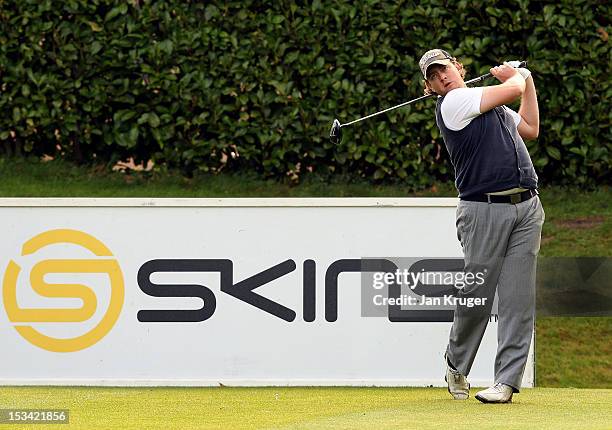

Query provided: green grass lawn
[0,157,610,390]
[0,386,610,430]
[536,317,611,388]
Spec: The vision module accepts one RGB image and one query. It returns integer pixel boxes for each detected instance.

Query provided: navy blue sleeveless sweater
[435,95,538,198]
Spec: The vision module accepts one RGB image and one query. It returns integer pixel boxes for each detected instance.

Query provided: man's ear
[453,61,465,77]
[424,80,436,95]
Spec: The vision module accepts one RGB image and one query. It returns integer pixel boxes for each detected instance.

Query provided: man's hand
[480,63,526,113]
[506,60,532,80]
[490,63,521,83]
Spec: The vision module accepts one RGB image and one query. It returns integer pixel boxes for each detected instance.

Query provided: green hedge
[0,0,609,185]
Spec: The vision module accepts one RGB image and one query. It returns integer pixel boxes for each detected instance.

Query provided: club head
[329,119,342,144]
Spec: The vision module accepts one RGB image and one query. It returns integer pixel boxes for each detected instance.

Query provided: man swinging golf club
[419,49,545,403]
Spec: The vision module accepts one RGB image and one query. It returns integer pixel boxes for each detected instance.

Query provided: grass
[0,157,458,198]
[536,317,612,388]
[0,157,610,390]
[0,386,610,430]
[536,187,611,257]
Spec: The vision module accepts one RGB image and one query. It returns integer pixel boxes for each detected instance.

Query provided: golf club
[329,61,527,144]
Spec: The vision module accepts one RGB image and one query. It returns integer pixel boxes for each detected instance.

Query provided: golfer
[419,49,545,403]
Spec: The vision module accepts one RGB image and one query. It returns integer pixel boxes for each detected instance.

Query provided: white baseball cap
[419,49,453,78]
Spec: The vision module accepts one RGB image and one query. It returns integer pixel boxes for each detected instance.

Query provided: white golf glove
[505,60,531,80]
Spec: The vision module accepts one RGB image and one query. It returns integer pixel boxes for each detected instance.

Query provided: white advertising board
[0,198,533,387]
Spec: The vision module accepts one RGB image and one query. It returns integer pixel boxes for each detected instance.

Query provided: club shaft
[340,61,525,128]
[342,93,434,127]
[464,72,493,86]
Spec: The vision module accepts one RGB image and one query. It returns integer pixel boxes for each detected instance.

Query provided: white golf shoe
[475,383,514,403]
[444,353,469,400]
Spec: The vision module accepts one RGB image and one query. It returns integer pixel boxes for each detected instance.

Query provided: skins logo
[136,258,459,323]
[2,230,459,353]
[3,229,124,352]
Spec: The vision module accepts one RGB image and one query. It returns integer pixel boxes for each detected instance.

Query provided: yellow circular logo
[2,229,124,352]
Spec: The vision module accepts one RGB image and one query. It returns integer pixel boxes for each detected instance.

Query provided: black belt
[461,189,538,204]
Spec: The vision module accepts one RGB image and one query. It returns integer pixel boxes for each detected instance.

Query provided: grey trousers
[446,195,545,392]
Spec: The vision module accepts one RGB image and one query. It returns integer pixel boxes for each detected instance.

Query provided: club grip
[465,61,528,86]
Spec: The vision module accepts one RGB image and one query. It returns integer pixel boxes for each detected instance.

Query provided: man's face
[426,62,465,96]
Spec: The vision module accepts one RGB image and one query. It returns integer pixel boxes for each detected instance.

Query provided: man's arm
[516,76,539,140]
[479,64,525,113]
